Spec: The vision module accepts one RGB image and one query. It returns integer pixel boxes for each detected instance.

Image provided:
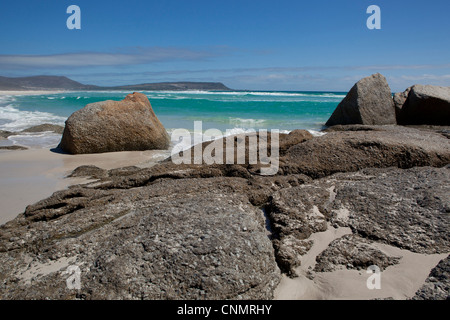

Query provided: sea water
[0,90,344,148]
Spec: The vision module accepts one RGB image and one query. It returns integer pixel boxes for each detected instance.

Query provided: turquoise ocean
[0,90,345,148]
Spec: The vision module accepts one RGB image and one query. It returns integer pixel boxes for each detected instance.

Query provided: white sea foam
[6,132,62,149]
[142,90,345,98]
[168,127,291,153]
[0,105,66,132]
[228,118,267,126]
[307,130,327,137]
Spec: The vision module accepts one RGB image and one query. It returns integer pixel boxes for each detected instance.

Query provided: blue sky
[0,0,449,91]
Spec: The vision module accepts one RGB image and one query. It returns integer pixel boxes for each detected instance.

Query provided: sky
[0,0,449,91]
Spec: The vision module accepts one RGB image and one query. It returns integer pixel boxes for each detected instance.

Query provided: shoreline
[0,124,448,300]
[0,147,170,226]
[0,90,71,96]
[274,225,447,300]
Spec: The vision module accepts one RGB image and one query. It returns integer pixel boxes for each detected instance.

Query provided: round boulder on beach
[397,84,450,125]
[325,73,396,126]
[59,92,170,154]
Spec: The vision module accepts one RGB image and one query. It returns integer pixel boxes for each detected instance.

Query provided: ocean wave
[228,117,267,126]
[0,95,16,105]
[0,105,66,132]
[307,130,327,137]
[144,90,345,98]
[7,132,62,149]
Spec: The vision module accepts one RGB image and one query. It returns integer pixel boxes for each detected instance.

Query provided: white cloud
[0,47,217,69]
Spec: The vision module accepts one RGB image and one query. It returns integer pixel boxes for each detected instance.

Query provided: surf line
[170,121,280,176]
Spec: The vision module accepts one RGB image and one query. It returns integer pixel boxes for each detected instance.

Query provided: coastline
[0,147,170,226]
[0,125,448,300]
[0,82,448,300]
[0,90,70,96]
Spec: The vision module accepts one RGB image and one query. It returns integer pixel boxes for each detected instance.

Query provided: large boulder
[397,85,450,125]
[0,176,281,299]
[283,125,450,178]
[393,87,412,120]
[325,73,396,126]
[59,92,170,154]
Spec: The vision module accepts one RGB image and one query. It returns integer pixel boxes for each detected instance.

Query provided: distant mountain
[0,75,231,91]
[109,82,231,91]
[0,76,96,91]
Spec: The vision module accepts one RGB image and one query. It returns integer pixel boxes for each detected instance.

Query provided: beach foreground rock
[283,125,450,178]
[325,73,396,126]
[413,255,450,300]
[0,125,449,299]
[268,165,450,276]
[397,85,450,125]
[0,178,281,299]
[59,92,170,154]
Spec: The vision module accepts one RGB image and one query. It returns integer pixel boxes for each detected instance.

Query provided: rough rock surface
[21,124,64,134]
[314,234,401,272]
[282,125,450,178]
[398,85,450,125]
[0,145,28,151]
[412,255,450,300]
[1,125,449,299]
[267,166,449,275]
[58,92,170,154]
[325,73,396,126]
[393,87,411,120]
[0,177,281,299]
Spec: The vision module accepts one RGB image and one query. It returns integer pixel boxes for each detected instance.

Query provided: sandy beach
[0,147,170,225]
[274,224,447,300]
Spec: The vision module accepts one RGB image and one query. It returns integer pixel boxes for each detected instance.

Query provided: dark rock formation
[0,177,281,299]
[282,125,450,178]
[314,234,401,272]
[67,165,108,179]
[0,124,449,299]
[267,166,449,274]
[0,145,28,151]
[325,73,396,126]
[412,255,450,300]
[393,87,411,120]
[397,85,450,125]
[21,124,64,134]
[0,130,12,139]
[58,92,170,154]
